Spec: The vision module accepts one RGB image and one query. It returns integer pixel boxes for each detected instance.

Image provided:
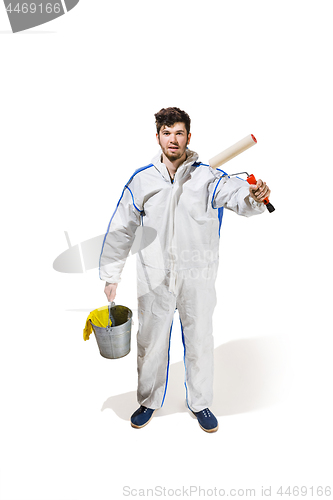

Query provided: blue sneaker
[192,408,219,433]
[130,406,156,428]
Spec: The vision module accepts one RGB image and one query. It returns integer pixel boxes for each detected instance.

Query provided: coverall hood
[151,148,199,183]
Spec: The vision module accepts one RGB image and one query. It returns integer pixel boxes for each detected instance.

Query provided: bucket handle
[108,301,116,328]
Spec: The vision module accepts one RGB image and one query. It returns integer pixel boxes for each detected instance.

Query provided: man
[99,107,271,432]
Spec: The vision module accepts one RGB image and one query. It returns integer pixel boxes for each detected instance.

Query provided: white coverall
[99,149,265,412]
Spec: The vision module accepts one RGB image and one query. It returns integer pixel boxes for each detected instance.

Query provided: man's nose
[170,134,178,143]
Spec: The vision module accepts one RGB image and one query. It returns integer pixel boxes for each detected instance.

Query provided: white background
[1,1,332,499]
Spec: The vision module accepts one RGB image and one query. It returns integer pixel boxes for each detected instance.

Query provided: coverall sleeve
[99,185,142,283]
[210,170,266,217]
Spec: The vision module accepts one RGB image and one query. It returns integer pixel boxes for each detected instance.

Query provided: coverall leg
[177,266,217,413]
[136,264,217,413]
[136,271,176,409]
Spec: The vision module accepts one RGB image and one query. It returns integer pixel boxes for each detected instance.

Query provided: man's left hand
[249,179,271,203]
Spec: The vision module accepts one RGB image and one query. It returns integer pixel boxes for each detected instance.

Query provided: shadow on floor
[101,335,292,420]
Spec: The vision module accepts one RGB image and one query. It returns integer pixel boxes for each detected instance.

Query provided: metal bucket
[90,303,132,359]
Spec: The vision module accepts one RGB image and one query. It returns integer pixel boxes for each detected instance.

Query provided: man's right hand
[104,282,118,302]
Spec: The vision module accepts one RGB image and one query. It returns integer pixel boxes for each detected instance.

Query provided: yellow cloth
[83,305,111,341]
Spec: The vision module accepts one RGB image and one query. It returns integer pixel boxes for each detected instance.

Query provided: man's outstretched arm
[211,173,270,216]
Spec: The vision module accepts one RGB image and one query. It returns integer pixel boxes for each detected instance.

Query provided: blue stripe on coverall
[195,163,226,237]
[211,167,229,236]
[211,167,250,235]
[179,318,191,410]
[161,317,174,407]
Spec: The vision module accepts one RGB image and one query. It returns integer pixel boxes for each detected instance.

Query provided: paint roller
[209,134,275,213]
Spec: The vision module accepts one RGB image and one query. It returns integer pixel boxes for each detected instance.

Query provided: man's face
[156,122,191,162]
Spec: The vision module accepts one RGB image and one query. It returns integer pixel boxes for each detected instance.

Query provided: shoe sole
[130,410,156,429]
[198,422,219,433]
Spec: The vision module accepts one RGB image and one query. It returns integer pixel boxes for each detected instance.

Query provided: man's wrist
[248,195,265,210]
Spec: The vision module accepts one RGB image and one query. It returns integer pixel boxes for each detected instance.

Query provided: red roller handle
[247,174,275,213]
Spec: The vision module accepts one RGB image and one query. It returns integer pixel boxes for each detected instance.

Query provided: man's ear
[156,133,160,145]
[187,132,192,145]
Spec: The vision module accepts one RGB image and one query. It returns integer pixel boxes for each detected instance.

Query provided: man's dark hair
[155,107,191,137]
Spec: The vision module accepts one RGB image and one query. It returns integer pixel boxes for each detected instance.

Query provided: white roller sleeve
[209,134,257,170]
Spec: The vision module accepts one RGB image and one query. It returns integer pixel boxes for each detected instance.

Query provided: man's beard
[161,145,187,162]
